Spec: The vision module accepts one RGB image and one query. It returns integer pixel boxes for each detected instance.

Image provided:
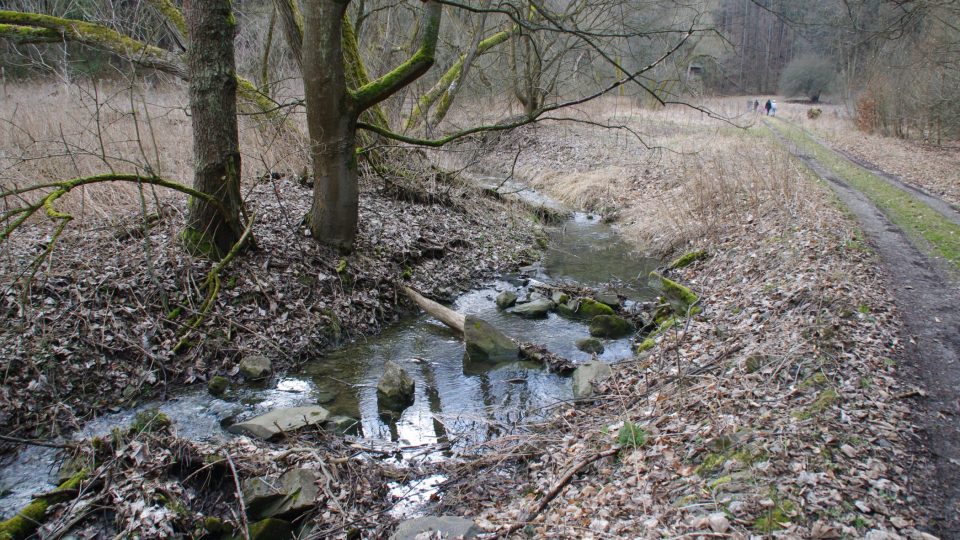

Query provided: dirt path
[771,123,960,537]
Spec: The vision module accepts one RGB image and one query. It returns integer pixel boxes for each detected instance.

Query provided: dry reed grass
[468,95,823,255]
[0,79,309,223]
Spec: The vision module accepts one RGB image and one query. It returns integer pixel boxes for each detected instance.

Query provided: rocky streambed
[1,200,693,536]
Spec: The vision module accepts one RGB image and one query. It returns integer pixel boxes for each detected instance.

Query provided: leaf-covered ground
[440,109,944,539]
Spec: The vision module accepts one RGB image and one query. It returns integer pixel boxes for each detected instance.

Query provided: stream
[0,207,660,520]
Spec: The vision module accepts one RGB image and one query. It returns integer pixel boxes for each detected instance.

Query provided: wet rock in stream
[589,314,635,338]
[377,361,416,412]
[575,337,605,355]
[495,290,518,309]
[507,298,554,318]
[464,315,520,362]
[226,406,330,439]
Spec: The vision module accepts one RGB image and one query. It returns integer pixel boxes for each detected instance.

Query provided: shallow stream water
[0,209,659,519]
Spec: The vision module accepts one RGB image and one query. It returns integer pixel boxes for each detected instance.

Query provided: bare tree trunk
[183,0,245,260]
[303,1,358,251]
[303,0,441,251]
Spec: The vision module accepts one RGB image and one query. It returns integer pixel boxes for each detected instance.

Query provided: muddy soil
[773,123,960,537]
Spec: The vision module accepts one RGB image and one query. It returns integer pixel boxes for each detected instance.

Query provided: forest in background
[1,0,958,142]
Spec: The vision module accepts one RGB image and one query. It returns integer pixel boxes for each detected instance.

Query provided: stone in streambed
[577,297,615,318]
[507,298,554,318]
[243,468,320,520]
[575,337,605,355]
[324,415,361,435]
[465,315,519,362]
[227,406,330,439]
[207,376,229,396]
[390,516,481,540]
[572,360,613,399]
[589,315,634,338]
[595,290,621,308]
[495,290,518,309]
[551,290,570,305]
[377,361,415,412]
[239,355,272,381]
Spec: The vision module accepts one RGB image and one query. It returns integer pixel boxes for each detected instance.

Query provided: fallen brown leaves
[444,106,935,539]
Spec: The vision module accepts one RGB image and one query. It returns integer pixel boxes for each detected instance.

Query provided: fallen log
[402,285,465,334]
[401,286,575,373]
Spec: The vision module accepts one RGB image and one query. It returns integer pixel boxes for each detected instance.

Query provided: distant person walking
[765,99,772,115]
[754,99,760,113]
[771,99,778,116]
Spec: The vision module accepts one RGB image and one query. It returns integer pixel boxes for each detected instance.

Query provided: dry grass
[467,95,821,255]
[0,79,309,222]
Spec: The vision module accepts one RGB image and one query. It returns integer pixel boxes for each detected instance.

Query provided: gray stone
[588,315,634,338]
[464,315,519,362]
[243,469,320,520]
[595,290,620,308]
[227,406,330,439]
[572,361,613,399]
[551,290,570,305]
[207,376,229,396]
[248,518,293,540]
[495,290,517,309]
[507,298,554,319]
[324,415,360,435]
[575,337,605,355]
[390,516,481,540]
[239,355,272,380]
[377,361,415,411]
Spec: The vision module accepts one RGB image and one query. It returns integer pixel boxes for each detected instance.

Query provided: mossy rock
[207,376,229,397]
[635,338,655,353]
[651,272,700,314]
[589,315,634,338]
[128,409,172,434]
[575,337,604,355]
[668,249,708,270]
[577,298,615,318]
[495,291,518,309]
[0,470,86,540]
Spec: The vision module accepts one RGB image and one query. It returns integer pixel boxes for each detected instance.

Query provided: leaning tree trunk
[182,0,245,260]
[303,1,359,251]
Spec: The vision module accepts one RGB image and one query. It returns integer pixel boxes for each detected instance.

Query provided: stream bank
[0,179,667,537]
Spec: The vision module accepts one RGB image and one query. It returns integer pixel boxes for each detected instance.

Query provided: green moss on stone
[652,272,699,311]
[0,469,86,540]
[208,376,229,396]
[635,338,655,353]
[669,249,708,269]
[589,315,634,338]
[577,298,615,318]
[129,409,172,434]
